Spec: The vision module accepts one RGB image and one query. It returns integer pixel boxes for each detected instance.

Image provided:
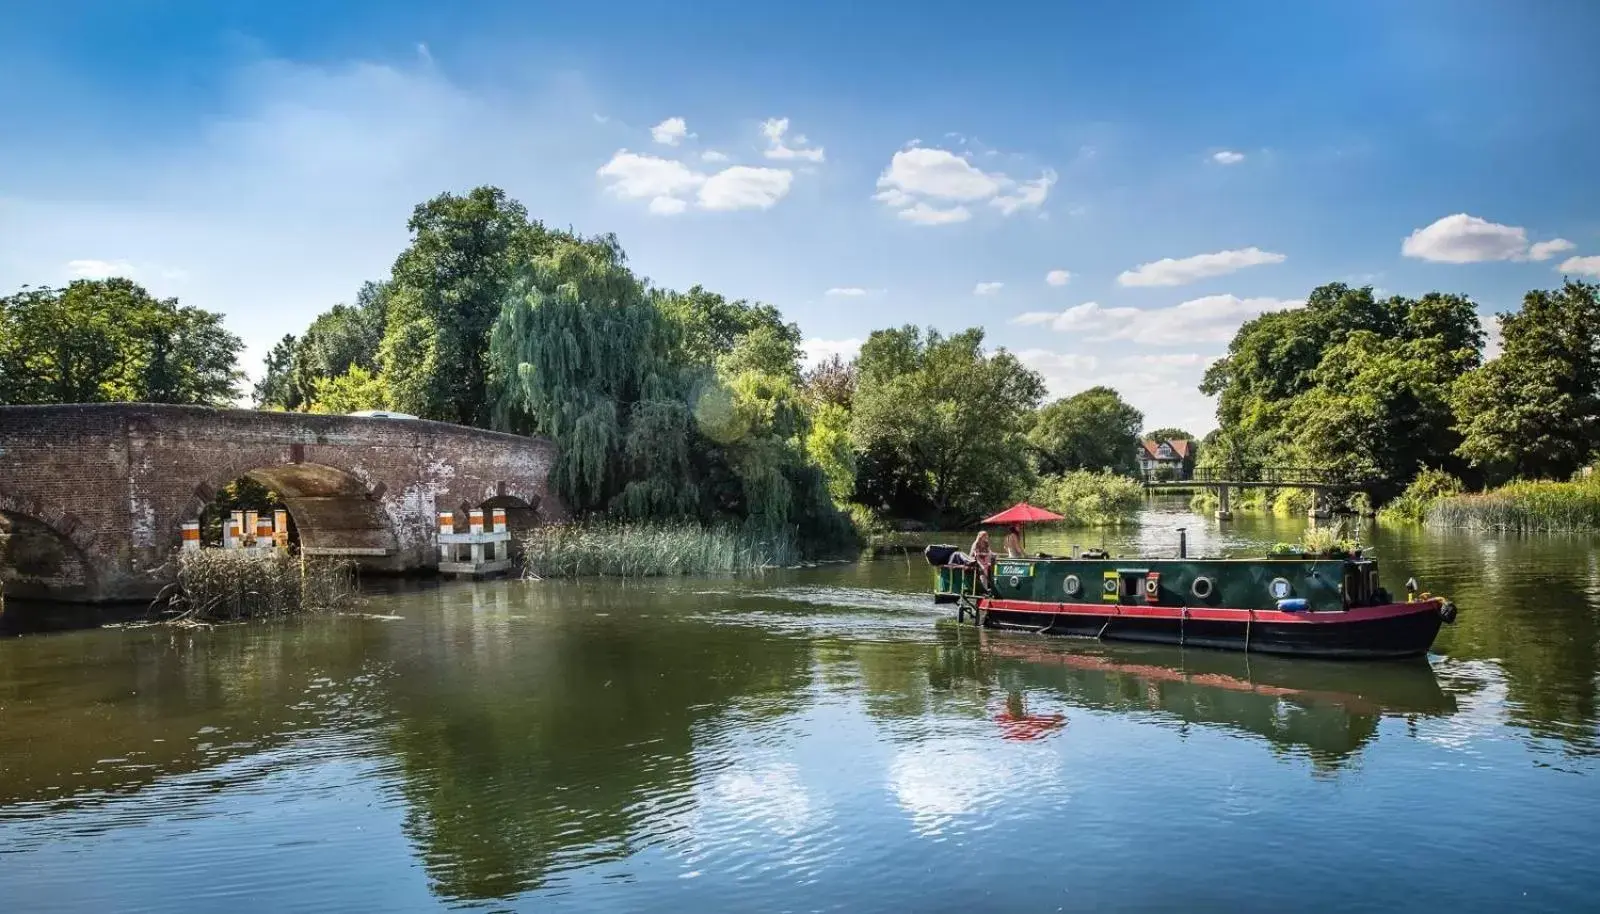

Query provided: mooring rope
[1245,609,1254,654]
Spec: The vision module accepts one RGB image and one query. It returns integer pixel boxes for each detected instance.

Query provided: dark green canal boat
[926,543,1457,660]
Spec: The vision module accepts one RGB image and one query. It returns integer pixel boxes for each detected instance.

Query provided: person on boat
[1004,523,1024,558]
[969,529,996,589]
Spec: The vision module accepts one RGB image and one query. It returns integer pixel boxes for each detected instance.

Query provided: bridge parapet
[0,403,563,602]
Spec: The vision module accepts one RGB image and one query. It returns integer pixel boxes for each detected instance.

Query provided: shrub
[1029,470,1144,527]
[1379,469,1464,523]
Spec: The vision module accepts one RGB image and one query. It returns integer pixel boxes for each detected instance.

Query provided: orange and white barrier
[181,522,201,551]
[436,508,513,577]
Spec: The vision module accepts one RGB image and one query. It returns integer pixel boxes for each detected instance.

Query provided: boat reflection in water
[968,627,1458,768]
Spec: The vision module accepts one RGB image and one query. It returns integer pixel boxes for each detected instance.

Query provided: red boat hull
[968,597,1446,659]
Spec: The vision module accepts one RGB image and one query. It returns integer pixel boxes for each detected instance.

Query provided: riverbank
[1426,477,1600,533]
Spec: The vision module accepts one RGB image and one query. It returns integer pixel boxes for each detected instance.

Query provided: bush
[1030,470,1144,527]
[1426,477,1600,533]
[520,521,800,578]
[161,550,359,622]
[1379,469,1464,524]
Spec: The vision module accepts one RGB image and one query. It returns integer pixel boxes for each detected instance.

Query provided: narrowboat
[925,545,1457,660]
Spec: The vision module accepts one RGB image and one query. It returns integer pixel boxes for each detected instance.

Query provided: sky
[3,0,1598,433]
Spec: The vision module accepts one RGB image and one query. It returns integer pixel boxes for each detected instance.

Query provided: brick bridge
[0,404,564,602]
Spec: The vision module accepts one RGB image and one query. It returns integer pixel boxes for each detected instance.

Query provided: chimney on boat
[1177,528,1187,559]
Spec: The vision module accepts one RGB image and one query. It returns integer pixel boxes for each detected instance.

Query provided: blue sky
[3,0,1598,432]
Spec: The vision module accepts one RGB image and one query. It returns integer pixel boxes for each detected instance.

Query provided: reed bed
[520,522,799,578]
[158,550,360,623]
[1426,479,1600,534]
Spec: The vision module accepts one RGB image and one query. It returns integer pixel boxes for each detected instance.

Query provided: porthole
[1008,575,1020,588]
[1064,574,1081,596]
[1103,578,1118,595]
[1143,578,1158,596]
[1191,576,1214,599]
[1268,577,1292,600]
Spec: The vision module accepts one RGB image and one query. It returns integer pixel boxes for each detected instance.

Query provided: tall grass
[159,550,360,622]
[1030,470,1144,527]
[520,521,801,578]
[1426,478,1600,533]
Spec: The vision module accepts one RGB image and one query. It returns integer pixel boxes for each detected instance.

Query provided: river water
[2,501,1598,912]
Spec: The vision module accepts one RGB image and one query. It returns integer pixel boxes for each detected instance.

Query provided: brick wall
[0,404,563,602]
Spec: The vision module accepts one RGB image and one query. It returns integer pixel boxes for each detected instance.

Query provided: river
[2,500,1598,912]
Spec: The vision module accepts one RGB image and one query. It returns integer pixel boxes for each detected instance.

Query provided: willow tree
[489,238,696,518]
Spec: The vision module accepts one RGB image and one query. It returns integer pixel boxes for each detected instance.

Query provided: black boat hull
[968,598,1445,660]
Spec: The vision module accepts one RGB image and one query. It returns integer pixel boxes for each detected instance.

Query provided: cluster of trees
[2,184,1164,538]
[251,185,1157,532]
[0,278,243,406]
[1199,279,1600,504]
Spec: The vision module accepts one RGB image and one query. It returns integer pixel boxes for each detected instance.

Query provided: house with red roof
[1137,438,1195,479]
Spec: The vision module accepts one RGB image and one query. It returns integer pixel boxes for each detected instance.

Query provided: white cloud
[761,117,825,163]
[67,258,137,279]
[897,202,971,225]
[825,287,870,297]
[873,146,1052,224]
[1045,269,1071,287]
[1529,238,1575,262]
[1017,348,1221,434]
[802,337,861,368]
[1117,247,1286,287]
[973,281,1004,296]
[1211,150,1245,165]
[1401,213,1572,264]
[1560,255,1600,277]
[701,150,729,163]
[697,165,793,211]
[650,116,693,146]
[597,151,793,213]
[648,196,687,215]
[1012,294,1303,345]
[596,149,704,200]
[990,171,1057,215]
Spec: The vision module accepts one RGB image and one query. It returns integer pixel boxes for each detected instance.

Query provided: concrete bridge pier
[1215,484,1233,521]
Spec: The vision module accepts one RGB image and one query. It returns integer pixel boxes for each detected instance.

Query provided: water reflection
[4,504,1600,911]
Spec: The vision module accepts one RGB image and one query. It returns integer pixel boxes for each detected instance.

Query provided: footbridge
[1142,467,1374,520]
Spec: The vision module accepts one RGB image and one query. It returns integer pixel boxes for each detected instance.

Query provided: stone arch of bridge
[0,491,100,600]
[182,461,401,566]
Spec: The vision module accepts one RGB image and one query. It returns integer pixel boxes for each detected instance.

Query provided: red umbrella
[981,502,1064,525]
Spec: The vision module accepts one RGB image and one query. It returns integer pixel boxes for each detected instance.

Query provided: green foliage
[306,365,388,414]
[1028,470,1145,527]
[804,401,856,503]
[380,187,556,424]
[1201,282,1484,503]
[519,521,798,578]
[489,237,690,515]
[0,279,242,406]
[661,285,801,377]
[1426,476,1600,533]
[1380,469,1464,523]
[1143,427,1193,443]
[1029,386,1144,475]
[255,283,390,409]
[850,326,1045,525]
[1452,281,1600,484]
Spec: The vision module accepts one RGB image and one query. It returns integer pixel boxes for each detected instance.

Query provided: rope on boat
[1095,605,1119,641]
[1179,608,1186,647]
[1035,609,1057,635]
[1245,609,1254,654]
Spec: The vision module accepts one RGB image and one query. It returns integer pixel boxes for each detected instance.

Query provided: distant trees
[850,326,1045,524]
[1200,283,1486,501]
[0,278,242,406]
[1028,386,1143,476]
[1452,281,1600,484]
